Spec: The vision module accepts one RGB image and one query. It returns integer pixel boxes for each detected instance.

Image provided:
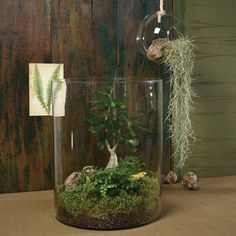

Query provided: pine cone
[164,171,178,184]
[64,172,82,191]
[182,172,200,191]
[146,38,167,61]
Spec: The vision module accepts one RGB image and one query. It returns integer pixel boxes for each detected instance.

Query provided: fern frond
[46,65,61,114]
[33,64,47,111]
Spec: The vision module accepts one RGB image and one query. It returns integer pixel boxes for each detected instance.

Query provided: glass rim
[52,77,162,84]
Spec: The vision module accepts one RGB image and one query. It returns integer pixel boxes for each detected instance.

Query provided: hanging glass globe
[136,12,184,60]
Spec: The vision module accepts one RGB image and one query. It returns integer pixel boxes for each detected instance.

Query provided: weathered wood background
[0,0,172,193]
[176,0,236,177]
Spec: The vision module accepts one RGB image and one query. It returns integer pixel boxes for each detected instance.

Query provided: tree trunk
[105,140,118,168]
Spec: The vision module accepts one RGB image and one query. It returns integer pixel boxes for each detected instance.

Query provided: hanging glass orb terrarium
[53,79,163,229]
[136,11,184,61]
[136,9,196,169]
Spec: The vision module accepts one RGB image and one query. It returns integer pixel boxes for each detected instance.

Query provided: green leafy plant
[162,35,196,168]
[33,64,61,114]
[117,155,143,173]
[85,156,143,197]
[87,87,141,168]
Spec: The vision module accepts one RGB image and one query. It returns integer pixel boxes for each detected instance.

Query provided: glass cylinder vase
[53,79,163,229]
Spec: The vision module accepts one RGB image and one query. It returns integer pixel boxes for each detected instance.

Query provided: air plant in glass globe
[137,9,196,168]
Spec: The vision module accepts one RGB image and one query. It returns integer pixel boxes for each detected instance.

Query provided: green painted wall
[177,0,236,177]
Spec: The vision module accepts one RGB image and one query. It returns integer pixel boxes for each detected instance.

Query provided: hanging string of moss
[162,35,196,168]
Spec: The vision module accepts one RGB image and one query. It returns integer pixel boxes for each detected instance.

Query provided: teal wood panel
[175,0,236,177]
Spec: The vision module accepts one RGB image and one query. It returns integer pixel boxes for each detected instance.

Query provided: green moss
[138,176,160,209]
[58,187,145,220]
[57,156,160,221]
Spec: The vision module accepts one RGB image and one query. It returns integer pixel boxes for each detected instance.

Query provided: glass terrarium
[136,12,184,61]
[53,79,163,229]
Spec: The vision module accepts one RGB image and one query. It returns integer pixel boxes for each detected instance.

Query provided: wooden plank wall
[178,0,236,177]
[0,0,172,193]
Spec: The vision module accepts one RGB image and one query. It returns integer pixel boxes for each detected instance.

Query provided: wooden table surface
[0,176,236,236]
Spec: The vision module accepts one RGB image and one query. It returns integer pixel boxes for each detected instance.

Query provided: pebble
[64,172,82,191]
[182,172,200,191]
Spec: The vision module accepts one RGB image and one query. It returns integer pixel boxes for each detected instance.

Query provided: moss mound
[57,156,160,221]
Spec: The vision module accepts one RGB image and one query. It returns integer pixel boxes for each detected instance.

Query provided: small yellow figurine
[130,172,147,180]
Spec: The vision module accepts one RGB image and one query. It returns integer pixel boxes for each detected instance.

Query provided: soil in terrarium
[56,156,161,229]
[55,86,161,229]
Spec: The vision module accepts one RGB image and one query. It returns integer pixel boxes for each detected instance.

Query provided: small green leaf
[118,102,127,110]
[127,120,133,127]
[89,125,102,134]
[88,114,100,125]
[104,120,119,133]
[129,128,137,137]
[127,139,139,147]
[105,98,117,107]
[98,140,106,150]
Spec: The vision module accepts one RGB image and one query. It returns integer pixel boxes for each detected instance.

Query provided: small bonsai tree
[87,86,140,169]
